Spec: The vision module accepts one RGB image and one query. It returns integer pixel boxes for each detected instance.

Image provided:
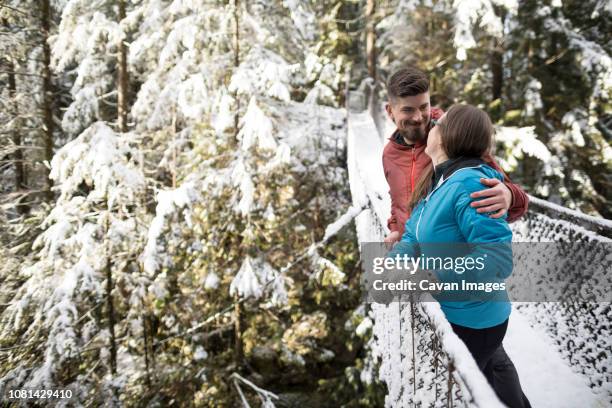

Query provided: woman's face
[425,113,445,159]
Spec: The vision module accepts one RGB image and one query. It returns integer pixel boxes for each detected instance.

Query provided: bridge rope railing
[510,201,611,396]
[345,81,612,406]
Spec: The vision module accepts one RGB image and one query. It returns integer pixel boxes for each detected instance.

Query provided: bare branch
[0,70,47,78]
[0,3,29,16]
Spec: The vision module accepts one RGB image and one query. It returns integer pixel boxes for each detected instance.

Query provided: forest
[0,0,610,406]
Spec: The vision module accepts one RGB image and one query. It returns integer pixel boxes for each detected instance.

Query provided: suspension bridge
[345,87,612,407]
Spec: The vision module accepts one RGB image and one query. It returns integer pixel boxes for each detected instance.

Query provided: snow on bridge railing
[524,195,612,240]
[511,198,612,396]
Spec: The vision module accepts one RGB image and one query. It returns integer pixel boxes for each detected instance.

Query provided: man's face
[385,92,431,144]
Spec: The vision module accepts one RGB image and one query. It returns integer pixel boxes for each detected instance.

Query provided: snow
[282,0,315,40]
[194,345,208,361]
[313,255,346,286]
[229,257,287,305]
[230,257,264,299]
[231,159,255,216]
[451,0,505,61]
[238,97,277,152]
[377,0,420,32]
[527,195,612,235]
[495,125,552,172]
[504,309,608,407]
[347,112,392,234]
[229,46,297,102]
[322,204,365,242]
[562,110,586,147]
[51,5,123,135]
[1,113,154,394]
[34,208,74,259]
[523,78,543,117]
[177,73,210,120]
[204,272,220,290]
[268,273,289,307]
[49,122,145,209]
[355,316,372,337]
[142,181,200,276]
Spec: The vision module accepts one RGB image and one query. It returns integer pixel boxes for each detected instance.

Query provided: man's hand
[384,231,401,246]
[470,178,512,219]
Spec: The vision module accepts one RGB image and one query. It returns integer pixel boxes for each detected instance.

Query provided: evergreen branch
[153,304,238,346]
[0,70,47,78]
[277,202,367,276]
[0,3,29,16]
[0,343,29,351]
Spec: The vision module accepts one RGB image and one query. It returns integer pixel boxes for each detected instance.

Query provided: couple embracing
[382,67,532,408]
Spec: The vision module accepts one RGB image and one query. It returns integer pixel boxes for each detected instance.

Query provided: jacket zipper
[410,146,416,193]
[416,205,426,241]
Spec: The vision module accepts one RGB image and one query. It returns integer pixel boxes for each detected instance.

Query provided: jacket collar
[388,129,427,150]
[431,156,487,191]
[391,130,410,146]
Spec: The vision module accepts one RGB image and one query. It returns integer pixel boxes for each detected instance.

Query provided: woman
[392,104,531,408]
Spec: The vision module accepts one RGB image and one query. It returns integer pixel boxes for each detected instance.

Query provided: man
[382,66,528,243]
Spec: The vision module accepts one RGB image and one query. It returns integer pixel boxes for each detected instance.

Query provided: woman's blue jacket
[390,162,513,329]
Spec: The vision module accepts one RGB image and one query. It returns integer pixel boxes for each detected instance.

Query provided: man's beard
[398,123,427,144]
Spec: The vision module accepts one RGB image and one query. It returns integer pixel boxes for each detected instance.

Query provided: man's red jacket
[382,107,529,236]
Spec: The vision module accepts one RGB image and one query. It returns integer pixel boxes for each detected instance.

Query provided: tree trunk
[365,0,377,81]
[491,6,506,102]
[104,211,117,375]
[117,0,128,132]
[232,0,240,144]
[41,0,53,200]
[234,296,243,366]
[105,259,117,375]
[3,18,27,213]
[491,42,503,101]
[7,62,25,193]
[143,314,152,388]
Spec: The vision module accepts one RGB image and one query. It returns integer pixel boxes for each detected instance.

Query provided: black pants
[450,319,532,408]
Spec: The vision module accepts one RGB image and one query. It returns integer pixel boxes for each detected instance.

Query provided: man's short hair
[387,67,429,99]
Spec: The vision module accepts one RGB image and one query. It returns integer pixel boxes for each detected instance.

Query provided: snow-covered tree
[50,0,126,137]
[0,122,148,404]
[0,1,385,406]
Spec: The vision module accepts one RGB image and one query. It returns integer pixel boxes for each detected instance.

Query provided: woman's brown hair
[407,104,494,211]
